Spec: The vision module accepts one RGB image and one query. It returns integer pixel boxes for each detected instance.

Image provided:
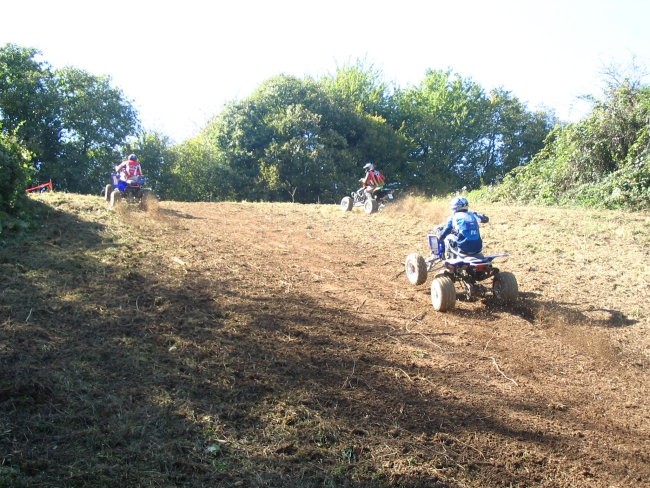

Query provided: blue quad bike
[404,228,518,312]
[104,173,152,209]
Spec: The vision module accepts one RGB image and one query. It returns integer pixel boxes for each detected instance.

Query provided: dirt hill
[1,192,648,487]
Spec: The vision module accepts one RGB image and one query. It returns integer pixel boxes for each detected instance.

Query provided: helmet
[363,163,374,172]
[128,154,137,161]
[450,196,469,212]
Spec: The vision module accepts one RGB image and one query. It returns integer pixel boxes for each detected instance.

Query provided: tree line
[2,42,648,223]
[0,43,553,206]
[165,68,554,203]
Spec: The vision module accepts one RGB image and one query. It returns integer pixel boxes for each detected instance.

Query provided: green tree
[206,98,273,200]
[202,72,408,203]
[0,44,62,169]
[167,132,234,202]
[204,76,328,201]
[0,44,140,194]
[122,131,176,198]
[320,61,391,118]
[477,89,555,186]
[392,69,553,194]
[394,69,488,193]
[260,103,323,201]
[319,63,409,184]
[0,128,33,216]
[54,66,139,193]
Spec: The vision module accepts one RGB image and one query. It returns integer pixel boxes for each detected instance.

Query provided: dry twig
[489,356,518,386]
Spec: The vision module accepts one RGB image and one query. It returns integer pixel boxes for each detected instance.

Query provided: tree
[392,69,553,193]
[477,89,555,186]
[0,44,62,170]
[320,61,391,118]
[199,72,409,203]
[53,67,139,193]
[0,44,140,194]
[166,131,235,202]
[393,69,488,193]
[319,63,409,184]
[122,131,176,199]
[0,128,33,215]
[260,104,323,201]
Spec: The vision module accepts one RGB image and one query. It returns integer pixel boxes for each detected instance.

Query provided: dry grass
[0,192,648,487]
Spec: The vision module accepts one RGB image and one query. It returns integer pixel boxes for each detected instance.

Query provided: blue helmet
[450,196,469,212]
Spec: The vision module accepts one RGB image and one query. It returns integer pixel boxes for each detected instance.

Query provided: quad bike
[340,186,395,214]
[104,173,152,209]
[404,227,518,312]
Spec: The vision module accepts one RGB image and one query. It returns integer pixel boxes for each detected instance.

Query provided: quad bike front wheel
[364,198,379,214]
[340,196,353,212]
[108,189,121,209]
[405,253,427,285]
[431,276,456,312]
[492,271,518,302]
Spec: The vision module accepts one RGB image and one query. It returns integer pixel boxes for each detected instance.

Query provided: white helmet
[450,196,469,212]
[363,163,374,172]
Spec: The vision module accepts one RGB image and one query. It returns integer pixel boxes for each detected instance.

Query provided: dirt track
[141,197,650,486]
[1,194,649,487]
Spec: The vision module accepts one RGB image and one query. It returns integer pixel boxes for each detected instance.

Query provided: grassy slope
[0,192,648,488]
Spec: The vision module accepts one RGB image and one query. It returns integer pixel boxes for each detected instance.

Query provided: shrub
[0,129,34,230]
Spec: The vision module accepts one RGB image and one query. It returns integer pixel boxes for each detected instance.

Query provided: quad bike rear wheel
[431,275,456,312]
[340,196,353,212]
[492,271,518,302]
[140,190,157,212]
[405,253,427,285]
[364,198,379,214]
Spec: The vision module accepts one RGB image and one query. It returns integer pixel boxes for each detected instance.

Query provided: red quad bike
[404,227,518,312]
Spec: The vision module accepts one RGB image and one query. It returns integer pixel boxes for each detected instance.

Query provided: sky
[2,0,649,143]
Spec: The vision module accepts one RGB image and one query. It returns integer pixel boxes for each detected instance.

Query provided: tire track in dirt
[132,199,649,486]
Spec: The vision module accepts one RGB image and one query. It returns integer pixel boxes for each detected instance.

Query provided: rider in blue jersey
[438,196,489,256]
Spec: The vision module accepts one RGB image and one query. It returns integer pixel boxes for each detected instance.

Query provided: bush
[475,82,650,210]
[0,130,34,227]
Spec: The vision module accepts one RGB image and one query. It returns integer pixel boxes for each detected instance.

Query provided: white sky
[2,0,649,143]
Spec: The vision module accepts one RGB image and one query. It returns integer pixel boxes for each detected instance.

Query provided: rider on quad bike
[115,154,143,189]
[106,154,150,209]
[340,162,393,214]
[437,196,489,258]
[404,195,517,312]
[359,162,386,201]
